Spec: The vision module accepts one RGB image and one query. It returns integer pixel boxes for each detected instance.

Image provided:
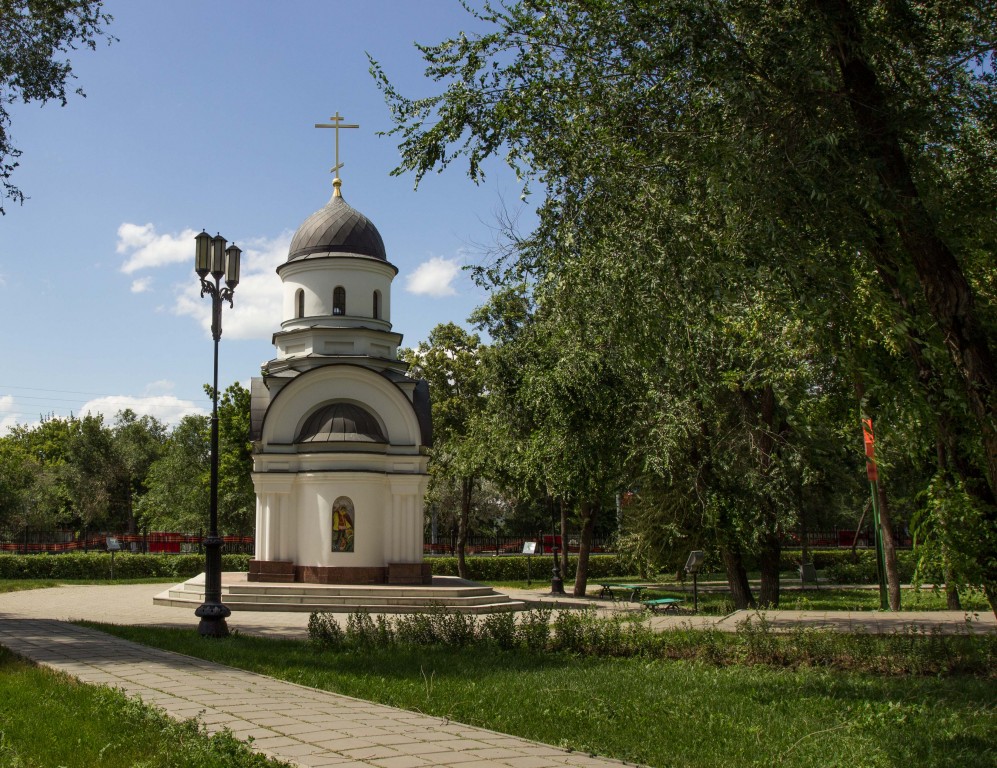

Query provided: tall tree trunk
[944,559,962,611]
[815,0,997,608]
[757,532,782,609]
[758,385,783,607]
[876,484,901,611]
[456,475,472,579]
[721,544,755,610]
[573,500,595,597]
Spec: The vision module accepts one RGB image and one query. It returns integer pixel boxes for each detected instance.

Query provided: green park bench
[641,597,684,614]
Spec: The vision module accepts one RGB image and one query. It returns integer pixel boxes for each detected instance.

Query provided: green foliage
[0,552,250,580]
[375,0,997,609]
[822,551,918,585]
[304,606,997,677]
[215,383,255,534]
[428,553,623,580]
[480,610,517,649]
[0,381,252,536]
[0,1,116,213]
[135,414,210,531]
[307,612,344,650]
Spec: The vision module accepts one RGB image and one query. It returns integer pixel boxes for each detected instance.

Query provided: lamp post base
[195,601,232,638]
[548,568,566,596]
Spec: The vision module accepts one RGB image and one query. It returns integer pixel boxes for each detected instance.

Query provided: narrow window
[333,286,346,316]
[372,290,381,319]
[295,289,305,319]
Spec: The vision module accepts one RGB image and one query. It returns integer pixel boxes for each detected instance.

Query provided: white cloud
[131,276,153,293]
[172,232,290,341]
[0,395,22,435]
[405,256,461,297]
[144,380,175,395]
[78,394,207,425]
[118,222,199,274]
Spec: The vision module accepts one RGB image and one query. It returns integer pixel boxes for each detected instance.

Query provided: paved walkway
[0,584,639,767]
[0,582,992,767]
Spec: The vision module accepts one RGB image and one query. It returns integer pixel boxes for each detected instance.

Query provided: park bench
[597,583,650,602]
[641,597,684,614]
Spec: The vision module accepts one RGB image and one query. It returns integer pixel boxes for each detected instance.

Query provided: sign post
[522,541,537,586]
[106,537,121,580]
[684,550,705,612]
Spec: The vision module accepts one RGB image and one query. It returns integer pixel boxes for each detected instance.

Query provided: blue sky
[0,1,532,432]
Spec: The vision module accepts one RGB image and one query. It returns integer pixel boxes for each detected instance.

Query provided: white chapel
[248,129,432,586]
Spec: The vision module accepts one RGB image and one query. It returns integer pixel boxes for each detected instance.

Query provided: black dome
[296,402,386,443]
[287,193,386,262]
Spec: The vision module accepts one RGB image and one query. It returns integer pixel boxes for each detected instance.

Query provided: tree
[470,278,641,597]
[60,412,119,528]
[375,0,997,611]
[112,409,167,533]
[215,383,255,534]
[403,323,487,578]
[1,0,115,212]
[136,414,210,532]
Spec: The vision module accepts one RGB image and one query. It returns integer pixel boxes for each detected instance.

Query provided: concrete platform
[155,572,527,614]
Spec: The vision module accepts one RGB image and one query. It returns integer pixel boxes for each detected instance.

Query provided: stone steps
[154,575,527,615]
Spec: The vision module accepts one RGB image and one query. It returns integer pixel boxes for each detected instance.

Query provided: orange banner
[863,418,878,482]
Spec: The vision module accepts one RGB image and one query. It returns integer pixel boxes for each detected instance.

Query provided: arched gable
[260,364,423,447]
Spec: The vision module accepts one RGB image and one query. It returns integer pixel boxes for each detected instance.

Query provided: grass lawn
[0,646,288,767]
[93,623,996,768]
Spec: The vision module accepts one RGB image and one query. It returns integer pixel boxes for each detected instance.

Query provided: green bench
[641,597,684,614]
[598,583,650,602]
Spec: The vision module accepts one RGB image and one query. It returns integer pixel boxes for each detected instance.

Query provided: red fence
[1,527,910,556]
[0,530,255,555]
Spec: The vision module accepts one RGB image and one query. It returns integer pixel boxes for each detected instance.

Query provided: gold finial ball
[332,176,343,197]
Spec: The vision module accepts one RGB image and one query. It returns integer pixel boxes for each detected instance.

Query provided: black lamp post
[193,230,240,638]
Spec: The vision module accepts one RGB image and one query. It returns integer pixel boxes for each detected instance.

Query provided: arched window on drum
[333,286,346,316]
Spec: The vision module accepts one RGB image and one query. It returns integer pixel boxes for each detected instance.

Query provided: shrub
[428,554,624,581]
[480,611,517,649]
[822,550,918,584]
[305,607,996,676]
[0,552,251,581]
[393,611,440,645]
[307,612,344,649]
[517,607,551,652]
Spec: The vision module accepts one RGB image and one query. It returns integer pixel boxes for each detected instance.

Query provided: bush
[428,554,624,580]
[306,606,997,676]
[821,550,917,584]
[0,552,251,580]
[480,611,517,649]
[308,612,344,649]
[517,607,551,652]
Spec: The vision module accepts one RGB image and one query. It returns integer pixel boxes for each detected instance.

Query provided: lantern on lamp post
[193,230,241,638]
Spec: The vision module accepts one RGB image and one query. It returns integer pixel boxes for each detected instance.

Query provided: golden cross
[315,112,359,194]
